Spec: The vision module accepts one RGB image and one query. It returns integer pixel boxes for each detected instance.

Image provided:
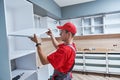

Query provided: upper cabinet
[60,18,82,36]
[60,12,120,36]
[60,15,105,36]
[104,13,120,34]
[82,15,104,35]
[34,15,60,37]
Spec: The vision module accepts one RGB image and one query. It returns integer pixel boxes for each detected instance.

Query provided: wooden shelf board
[12,69,36,80]
[8,28,48,37]
[10,50,35,60]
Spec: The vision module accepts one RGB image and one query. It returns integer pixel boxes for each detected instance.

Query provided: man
[30,22,77,80]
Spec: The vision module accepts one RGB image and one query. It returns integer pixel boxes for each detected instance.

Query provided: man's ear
[68,32,72,37]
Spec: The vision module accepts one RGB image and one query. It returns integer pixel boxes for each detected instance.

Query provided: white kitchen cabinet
[108,53,120,74]
[46,17,60,37]
[73,53,84,71]
[84,53,106,73]
[60,15,105,36]
[60,12,120,36]
[81,15,105,35]
[9,28,48,37]
[60,18,83,36]
[2,0,39,80]
[34,15,60,38]
[73,52,120,75]
[104,13,120,34]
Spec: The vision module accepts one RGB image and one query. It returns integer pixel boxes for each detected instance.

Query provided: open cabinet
[1,0,39,80]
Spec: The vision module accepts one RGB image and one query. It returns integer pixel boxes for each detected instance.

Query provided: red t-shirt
[47,43,76,74]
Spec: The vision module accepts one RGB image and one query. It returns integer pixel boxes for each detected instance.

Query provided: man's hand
[46,29,53,36]
[29,34,41,44]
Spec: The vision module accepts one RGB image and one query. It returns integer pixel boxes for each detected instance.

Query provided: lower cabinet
[38,64,54,80]
[10,51,38,80]
[108,53,120,74]
[38,65,49,80]
[73,53,84,71]
[73,52,120,75]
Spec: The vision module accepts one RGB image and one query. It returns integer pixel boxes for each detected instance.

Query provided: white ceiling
[54,0,95,7]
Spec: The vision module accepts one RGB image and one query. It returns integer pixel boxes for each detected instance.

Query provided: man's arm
[36,43,49,65]
[30,34,49,65]
[46,29,59,49]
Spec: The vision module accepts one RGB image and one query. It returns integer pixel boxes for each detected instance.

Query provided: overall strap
[67,44,76,53]
[67,44,76,72]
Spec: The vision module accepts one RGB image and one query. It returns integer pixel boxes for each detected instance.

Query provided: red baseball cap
[57,22,77,34]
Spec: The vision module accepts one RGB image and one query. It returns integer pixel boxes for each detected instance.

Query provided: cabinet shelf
[2,0,39,79]
[8,28,48,37]
[12,69,36,80]
[10,50,35,60]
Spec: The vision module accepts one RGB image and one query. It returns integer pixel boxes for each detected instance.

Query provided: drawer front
[73,65,84,71]
[85,59,106,64]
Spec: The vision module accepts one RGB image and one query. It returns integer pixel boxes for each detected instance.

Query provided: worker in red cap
[30,22,77,80]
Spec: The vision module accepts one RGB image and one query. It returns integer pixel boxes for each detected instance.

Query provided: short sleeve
[47,47,67,70]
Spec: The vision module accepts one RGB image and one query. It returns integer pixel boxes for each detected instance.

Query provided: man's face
[59,30,69,41]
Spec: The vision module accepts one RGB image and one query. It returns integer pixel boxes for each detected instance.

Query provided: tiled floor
[72,72,120,80]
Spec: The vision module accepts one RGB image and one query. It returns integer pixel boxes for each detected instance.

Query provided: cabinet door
[73,53,84,71]
[82,15,104,35]
[93,16,104,34]
[60,18,83,36]
[84,53,106,73]
[105,13,120,34]
[82,17,92,35]
[108,53,120,74]
[71,18,82,36]
[38,65,50,80]
[47,17,60,37]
